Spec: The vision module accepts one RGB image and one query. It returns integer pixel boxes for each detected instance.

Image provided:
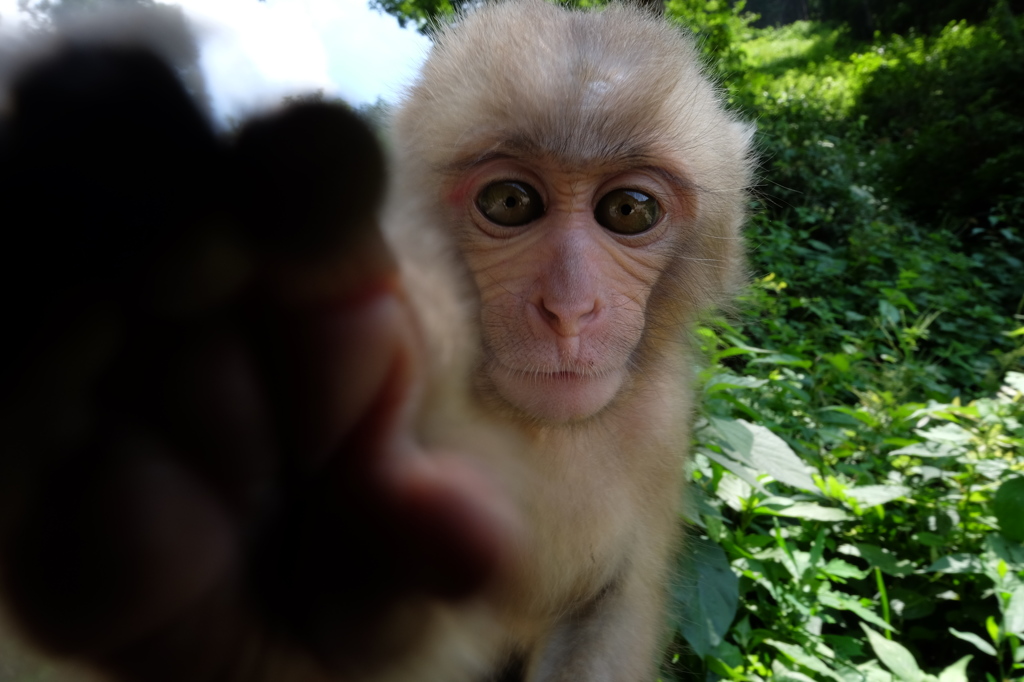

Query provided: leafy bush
[665,4,1024,681]
[854,19,1024,223]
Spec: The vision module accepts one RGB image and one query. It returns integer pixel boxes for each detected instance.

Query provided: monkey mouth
[486,361,625,422]
[483,350,610,380]
[542,370,592,381]
[500,364,612,383]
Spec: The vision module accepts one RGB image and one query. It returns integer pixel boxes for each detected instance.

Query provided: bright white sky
[0,0,432,118]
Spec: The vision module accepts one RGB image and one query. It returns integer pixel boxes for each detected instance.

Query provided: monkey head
[391,0,753,424]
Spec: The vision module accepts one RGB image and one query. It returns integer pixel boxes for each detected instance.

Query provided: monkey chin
[488,364,626,424]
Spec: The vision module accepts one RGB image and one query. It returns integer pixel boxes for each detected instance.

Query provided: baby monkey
[0,1,753,681]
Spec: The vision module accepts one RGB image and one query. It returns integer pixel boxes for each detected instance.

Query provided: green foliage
[994,476,1024,543]
[807,0,1013,37]
[370,0,605,34]
[853,19,1024,223]
[666,0,759,74]
[667,3,1024,680]
[368,0,463,32]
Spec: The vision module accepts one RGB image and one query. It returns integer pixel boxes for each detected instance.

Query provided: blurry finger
[231,102,385,263]
[230,99,401,469]
[2,432,237,658]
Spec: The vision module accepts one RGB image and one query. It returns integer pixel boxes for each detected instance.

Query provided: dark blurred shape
[0,45,222,398]
[4,44,218,283]
[0,36,404,678]
[0,31,505,682]
[233,102,386,259]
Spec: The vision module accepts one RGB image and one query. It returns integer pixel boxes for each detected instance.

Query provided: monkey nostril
[539,298,598,335]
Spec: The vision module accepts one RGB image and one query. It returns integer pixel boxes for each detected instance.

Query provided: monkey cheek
[489,364,626,423]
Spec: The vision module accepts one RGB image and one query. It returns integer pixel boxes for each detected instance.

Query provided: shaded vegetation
[663,2,1024,680]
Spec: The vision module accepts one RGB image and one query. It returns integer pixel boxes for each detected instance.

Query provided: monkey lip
[543,370,592,381]
[498,362,610,382]
[489,362,624,422]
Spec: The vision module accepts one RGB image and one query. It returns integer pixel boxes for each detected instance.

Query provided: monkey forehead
[395,0,741,174]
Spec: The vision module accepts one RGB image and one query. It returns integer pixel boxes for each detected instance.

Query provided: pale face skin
[446,155,690,423]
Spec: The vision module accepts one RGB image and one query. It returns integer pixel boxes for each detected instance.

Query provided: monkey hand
[0,43,514,682]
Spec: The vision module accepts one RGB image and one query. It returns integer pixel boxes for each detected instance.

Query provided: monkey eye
[595,189,661,235]
[476,181,544,227]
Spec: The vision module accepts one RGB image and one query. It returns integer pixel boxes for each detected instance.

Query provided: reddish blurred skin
[2,264,515,682]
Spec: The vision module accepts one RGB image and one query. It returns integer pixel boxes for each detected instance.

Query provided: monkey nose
[538,297,599,337]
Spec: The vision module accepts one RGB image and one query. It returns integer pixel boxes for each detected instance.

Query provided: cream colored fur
[384,1,753,680]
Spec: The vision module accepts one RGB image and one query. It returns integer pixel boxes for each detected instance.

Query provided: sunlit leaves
[675,5,1023,681]
[861,624,927,682]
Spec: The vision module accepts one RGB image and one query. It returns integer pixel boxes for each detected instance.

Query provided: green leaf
[986,617,1000,645]
[935,655,973,682]
[698,447,766,495]
[1004,370,1024,392]
[949,628,997,656]
[823,353,851,373]
[748,353,813,368]
[888,442,961,458]
[824,634,866,661]
[853,662,897,682]
[704,373,769,392]
[819,589,895,631]
[986,533,1024,566]
[715,472,755,514]
[855,544,917,577]
[821,405,878,426]
[845,485,912,507]
[708,417,817,491]
[822,558,869,580]
[993,476,1024,543]
[756,501,851,521]
[764,639,847,682]
[671,536,739,658]
[879,300,901,326]
[1005,585,1024,637]
[861,624,926,682]
[946,626,995,655]
[705,655,745,681]
[926,554,985,574]
[771,660,818,682]
[808,530,826,578]
[974,459,1009,481]
[913,532,948,547]
[915,423,973,444]
[709,639,745,669]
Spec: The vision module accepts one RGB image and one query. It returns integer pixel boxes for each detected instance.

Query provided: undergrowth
[663,3,1024,680]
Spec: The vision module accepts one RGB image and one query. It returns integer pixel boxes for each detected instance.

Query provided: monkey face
[447,156,689,423]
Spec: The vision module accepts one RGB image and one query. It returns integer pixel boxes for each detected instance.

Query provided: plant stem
[875,567,891,639]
